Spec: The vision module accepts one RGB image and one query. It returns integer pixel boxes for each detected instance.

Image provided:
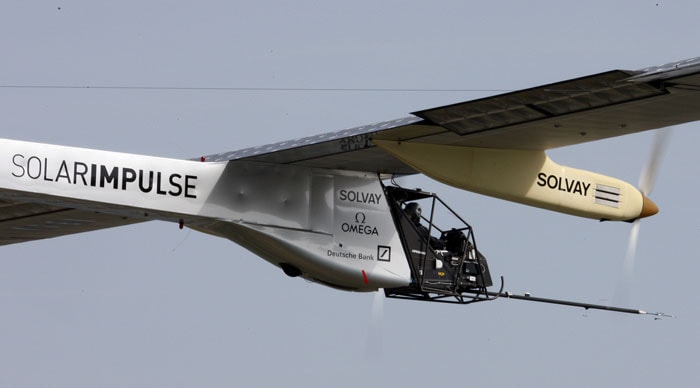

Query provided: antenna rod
[482,291,674,318]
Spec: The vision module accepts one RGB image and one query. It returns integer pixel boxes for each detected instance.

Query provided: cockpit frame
[382,184,494,304]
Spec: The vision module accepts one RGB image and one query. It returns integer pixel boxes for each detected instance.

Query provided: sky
[1,1,699,387]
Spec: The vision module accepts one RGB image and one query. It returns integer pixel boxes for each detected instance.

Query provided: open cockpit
[383,185,493,303]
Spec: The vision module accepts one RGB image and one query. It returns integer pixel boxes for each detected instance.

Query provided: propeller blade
[613,219,640,306]
[638,128,672,195]
[614,129,671,305]
[365,289,384,359]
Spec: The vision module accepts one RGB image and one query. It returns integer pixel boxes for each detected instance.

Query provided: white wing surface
[204,57,700,173]
[2,57,700,244]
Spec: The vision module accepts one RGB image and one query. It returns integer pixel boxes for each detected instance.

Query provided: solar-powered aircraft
[2,56,699,316]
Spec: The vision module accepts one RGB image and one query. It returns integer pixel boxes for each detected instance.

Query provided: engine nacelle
[373,140,657,221]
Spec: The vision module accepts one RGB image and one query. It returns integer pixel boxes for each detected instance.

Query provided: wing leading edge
[205,56,700,174]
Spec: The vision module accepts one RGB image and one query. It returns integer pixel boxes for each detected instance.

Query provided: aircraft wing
[204,57,700,175]
[0,193,145,246]
[2,56,700,245]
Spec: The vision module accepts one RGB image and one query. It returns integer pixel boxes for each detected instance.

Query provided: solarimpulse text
[11,154,198,198]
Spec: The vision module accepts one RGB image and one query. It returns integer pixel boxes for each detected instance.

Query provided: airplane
[2,56,699,316]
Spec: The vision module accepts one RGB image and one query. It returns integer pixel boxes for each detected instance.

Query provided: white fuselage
[0,139,411,291]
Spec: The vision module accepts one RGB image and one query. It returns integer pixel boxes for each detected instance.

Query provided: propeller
[638,129,672,196]
[614,129,671,305]
[365,289,384,360]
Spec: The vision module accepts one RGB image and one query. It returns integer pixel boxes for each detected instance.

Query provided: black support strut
[458,286,674,318]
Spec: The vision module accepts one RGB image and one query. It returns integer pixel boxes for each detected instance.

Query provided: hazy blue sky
[1,1,699,387]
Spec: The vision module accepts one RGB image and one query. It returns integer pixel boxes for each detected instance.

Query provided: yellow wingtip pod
[373,140,653,222]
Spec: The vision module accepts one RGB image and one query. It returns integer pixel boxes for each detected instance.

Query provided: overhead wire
[0,84,511,93]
